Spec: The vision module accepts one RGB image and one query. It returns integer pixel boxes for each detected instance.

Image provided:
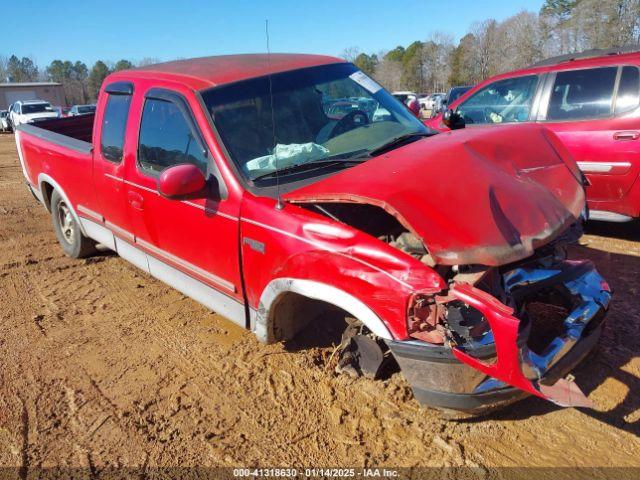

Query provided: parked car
[420,93,445,116]
[391,90,418,104]
[68,104,97,116]
[8,100,59,128]
[0,110,9,132]
[439,85,473,113]
[14,54,610,414]
[426,49,640,222]
[52,106,71,118]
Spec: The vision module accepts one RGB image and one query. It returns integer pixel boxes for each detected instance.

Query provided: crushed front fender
[388,260,611,413]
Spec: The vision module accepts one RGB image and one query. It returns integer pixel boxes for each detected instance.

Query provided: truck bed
[31,114,94,144]
[16,115,96,215]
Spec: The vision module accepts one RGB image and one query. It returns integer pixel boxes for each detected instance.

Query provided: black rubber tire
[50,190,96,258]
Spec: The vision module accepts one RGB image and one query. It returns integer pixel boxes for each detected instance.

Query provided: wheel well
[269,292,347,345]
[40,181,55,212]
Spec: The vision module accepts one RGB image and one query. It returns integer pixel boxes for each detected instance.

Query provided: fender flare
[37,173,88,237]
[253,277,393,343]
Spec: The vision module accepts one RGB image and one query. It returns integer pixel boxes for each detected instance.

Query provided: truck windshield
[22,103,52,114]
[78,105,96,114]
[201,63,429,185]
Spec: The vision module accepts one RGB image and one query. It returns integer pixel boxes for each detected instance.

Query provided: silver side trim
[105,220,135,242]
[77,204,236,292]
[241,217,413,290]
[588,210,634,222]
[577,161,632,173]
[136,237,236,293]
[147,255,245,328]
[115,237,150,272]
[78,217,244,327]
[255,278,392,343]
[104,173,123,182]
[79,218,115,250]
[77,204,103,222]
[123,178,156,194]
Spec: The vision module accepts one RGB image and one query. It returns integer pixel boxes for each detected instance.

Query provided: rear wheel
[51,190,96,258]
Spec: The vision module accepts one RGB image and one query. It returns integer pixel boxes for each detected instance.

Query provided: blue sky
[6,0,544,68]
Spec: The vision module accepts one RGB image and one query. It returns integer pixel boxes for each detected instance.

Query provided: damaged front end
[387,229,611,414]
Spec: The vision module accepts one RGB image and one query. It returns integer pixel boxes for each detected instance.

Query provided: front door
[124,86,245,326]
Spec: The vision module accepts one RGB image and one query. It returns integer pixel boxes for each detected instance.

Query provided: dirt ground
[0,133,639,473]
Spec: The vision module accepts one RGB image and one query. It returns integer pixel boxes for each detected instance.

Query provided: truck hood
[285,125,584,266]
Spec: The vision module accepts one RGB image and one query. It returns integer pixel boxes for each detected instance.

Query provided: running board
[589,210,634,223]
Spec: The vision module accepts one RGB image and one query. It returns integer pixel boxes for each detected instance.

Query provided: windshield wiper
[361,131,434,157]
[252,156,367,182]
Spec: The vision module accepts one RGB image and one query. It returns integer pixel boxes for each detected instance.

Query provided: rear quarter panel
[16,129,97,215]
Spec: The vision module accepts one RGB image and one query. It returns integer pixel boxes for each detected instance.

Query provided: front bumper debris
[388,260,611,414]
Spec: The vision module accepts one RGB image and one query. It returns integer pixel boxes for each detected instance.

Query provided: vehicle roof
[488,50,640,80]
[109,53,346,90]
[19,100,50,104]
[447,50,640,109]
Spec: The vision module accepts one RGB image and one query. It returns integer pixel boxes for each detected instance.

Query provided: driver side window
[456,75,539,125]
[138,98,208,176]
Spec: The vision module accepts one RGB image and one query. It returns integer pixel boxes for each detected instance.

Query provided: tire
[50,190,96,258]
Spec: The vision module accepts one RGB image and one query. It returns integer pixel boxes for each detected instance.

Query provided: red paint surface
[450,283,545,399]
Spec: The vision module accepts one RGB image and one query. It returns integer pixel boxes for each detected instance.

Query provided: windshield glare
[202,63,428,184]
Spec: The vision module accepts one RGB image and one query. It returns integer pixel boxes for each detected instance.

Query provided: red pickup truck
[15,54,611,414]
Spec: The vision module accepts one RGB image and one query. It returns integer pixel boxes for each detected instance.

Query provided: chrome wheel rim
[58,203,75,244]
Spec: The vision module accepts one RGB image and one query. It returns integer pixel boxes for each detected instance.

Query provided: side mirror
[442,109,465,130]
[158,163,206,199]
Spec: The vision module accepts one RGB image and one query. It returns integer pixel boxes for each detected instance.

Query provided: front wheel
[50,190,96,258]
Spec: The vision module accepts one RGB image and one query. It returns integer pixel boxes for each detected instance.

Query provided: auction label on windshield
[349,71,382,94]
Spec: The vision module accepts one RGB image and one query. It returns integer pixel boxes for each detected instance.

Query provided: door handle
[127,191,144,210]
[613,131,640,141]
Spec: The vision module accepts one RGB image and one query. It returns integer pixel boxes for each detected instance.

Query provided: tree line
[0,55,160,106]
[2,0,639,105]
[345,0,640,93]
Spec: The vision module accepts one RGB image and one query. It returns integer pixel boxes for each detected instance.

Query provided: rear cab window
[455,75,539,125]
[100,83,133,162]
